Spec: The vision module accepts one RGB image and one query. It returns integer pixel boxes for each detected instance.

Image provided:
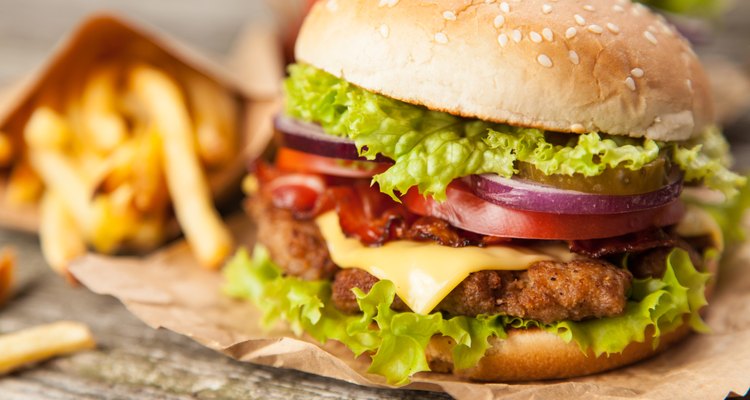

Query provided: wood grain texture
[0,0,748,399]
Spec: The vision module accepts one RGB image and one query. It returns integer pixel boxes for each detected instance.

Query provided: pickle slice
[516,156,670,195]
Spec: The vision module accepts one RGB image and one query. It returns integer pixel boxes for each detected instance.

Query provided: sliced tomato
[267,173,327,213]
[402,181,686,241]
[276,147,391,178]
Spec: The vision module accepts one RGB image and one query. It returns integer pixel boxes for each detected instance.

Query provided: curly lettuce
[224,245,710,386]
[673,127,747,199]
[284,64,745,200]
[638,0,724,16]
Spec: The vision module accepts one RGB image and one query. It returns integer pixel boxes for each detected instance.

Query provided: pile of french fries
[2,62,239,273]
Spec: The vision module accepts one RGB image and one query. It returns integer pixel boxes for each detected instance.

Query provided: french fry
[131,128,169,213]
[183,72,238,168]
[0,248,14,306]
[0,133,12,168]
[126,215,167,252]
[39,192,87,276]
[129,64,233,269]
[88,186,142,253]
[0,321,96,375]
[5,160,44,205]
[81,66,127,153]
[23,107,72,150]
[29,149,92,235]
[91,138,137,195]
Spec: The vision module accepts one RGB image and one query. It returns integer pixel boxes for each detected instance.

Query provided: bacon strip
[569,229,679,258]
[256,162,507,247]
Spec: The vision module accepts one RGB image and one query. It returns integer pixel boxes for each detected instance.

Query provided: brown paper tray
[69,215,750,400]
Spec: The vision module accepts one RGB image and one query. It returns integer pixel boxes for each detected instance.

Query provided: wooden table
[0,1,747,399]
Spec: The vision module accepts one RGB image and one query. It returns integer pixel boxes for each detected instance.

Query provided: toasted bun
[296,0,713,141]
[426,323,692,381]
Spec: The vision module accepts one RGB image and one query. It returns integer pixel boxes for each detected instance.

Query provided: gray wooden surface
[0,1,748,399]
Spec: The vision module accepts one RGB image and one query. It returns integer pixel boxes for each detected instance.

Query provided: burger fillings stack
[224,0,746,385]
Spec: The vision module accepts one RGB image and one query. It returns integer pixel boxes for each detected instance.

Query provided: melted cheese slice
[316,211,573,314]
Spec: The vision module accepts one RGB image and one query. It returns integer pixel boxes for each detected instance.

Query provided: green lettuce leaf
[673,127,747,199]
[687,173,750,244]
[224,245,711,385]
[284,64,745,200]
[638,0,724,16]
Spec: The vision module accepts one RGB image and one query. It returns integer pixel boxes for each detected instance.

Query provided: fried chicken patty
[248,197,632,323]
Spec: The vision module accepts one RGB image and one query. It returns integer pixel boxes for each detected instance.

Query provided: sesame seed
[569,50,580,65]
[542,4,552,13]
[493,15,505,28]
[606,23,620,33]
[588,24,604,34]
[631,68,644,78]
[583,4,595,11]
[542,28,554,41]
[613,4,624,12]
[648,25,658,33]
[378,0,399,7]
[497,33,509,47]
[511,29,522,43]
[625,77,636,91]
[379,24,390,38]
[565,27,577,39]
[644,31,658,45]
[571,123,585,133]
[500,2,510,13]
[574,14,586,26]
[434,32,448,44]
[530,31,543,43]
[537,54,553,68]
[443,11,457,21]
[686,79,693,91]
[659,22,675,36]
[326,0,338,11]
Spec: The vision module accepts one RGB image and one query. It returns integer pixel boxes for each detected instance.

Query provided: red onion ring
[275,115,392,163]
[471,172,683,215]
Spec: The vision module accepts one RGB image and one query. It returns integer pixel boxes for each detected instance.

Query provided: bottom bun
[426,323,692,382]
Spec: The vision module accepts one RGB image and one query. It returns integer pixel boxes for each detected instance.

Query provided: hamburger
[225,0,746,384]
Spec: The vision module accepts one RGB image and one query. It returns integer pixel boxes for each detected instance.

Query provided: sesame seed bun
[295,0,713,141]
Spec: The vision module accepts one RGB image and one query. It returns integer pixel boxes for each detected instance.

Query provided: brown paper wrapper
[68,216,750,400]
[0,12,279,233]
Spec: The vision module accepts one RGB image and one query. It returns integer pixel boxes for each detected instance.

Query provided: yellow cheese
[316,211,574,315]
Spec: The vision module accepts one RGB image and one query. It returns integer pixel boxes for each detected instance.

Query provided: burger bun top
[296,0,713,141]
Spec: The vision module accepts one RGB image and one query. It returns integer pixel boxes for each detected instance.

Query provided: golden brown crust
[296,0,713,140]
[426,323,692,381]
